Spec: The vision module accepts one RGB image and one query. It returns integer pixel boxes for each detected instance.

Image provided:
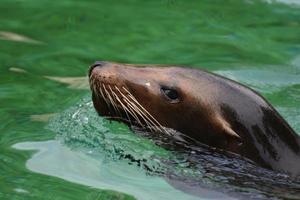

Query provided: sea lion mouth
[89,65,171,135]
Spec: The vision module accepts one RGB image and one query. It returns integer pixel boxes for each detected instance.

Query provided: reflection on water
[13,140,228,200]
[217,68,300,92]
[266,0,300,5]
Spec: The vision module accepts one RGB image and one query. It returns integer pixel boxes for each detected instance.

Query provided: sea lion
[88,61,300,176]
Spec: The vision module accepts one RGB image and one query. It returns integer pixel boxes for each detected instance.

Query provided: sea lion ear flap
[216,115,241,140]
[223,123,241,140]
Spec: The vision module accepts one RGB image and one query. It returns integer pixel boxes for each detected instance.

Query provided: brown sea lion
[88,61,300,176]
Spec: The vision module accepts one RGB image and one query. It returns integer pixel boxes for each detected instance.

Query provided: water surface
[1,0,300,199]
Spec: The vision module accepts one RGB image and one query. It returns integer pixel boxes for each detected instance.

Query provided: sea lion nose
[89,61,106,77]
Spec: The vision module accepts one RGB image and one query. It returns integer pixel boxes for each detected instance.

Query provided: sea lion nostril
[89,61,106,77]
[93,61,106,67]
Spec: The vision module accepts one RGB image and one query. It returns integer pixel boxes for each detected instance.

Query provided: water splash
[42,97,300,199]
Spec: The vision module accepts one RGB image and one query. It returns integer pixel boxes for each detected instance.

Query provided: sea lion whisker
[111,87,140,126]
[112,86,156,132]
[103,116,133,124]
[131,102,168,134]
[92,76,100,96]
[94,80,101,100]
[96,82,111,113]
[91,77,97,95]
[113,86,154,129]
[115,86,159,132]
[89,74,95,86]
[130,100,171,135]
[121,97,155,130]
[117,87,167,134]
[121,87,171,135]
[122,87,160,121]
[103,84,119,116]
[108,85,123,118]
[113,92,144,128]
[120,95,160,131]
[118,88,165,133]
[98,84,111,108]
[114,95,133,126]
[104,85,133,125]
[99,83,114,114]
[112,86,149,129]
[123,98,159,133]
[96,82,102,99]
[89,76,94,91]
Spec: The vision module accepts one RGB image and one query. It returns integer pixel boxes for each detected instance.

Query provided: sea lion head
[89,61,241,150]
[89,61,300,177]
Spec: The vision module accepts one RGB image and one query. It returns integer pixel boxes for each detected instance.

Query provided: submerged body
[89,61,300,176]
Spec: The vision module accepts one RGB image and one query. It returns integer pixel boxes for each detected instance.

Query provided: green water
[1,0,300,199]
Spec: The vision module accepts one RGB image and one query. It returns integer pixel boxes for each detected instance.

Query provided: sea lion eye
[161,86,180,103]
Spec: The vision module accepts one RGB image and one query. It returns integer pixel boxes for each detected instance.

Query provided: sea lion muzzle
[89,61,107,77]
